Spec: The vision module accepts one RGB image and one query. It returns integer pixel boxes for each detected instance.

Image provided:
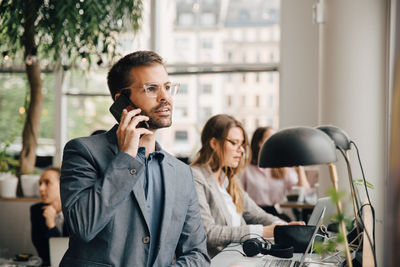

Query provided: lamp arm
[327,163,353,267]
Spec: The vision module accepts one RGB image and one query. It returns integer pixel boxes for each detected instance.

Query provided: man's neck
[139,131,157,157]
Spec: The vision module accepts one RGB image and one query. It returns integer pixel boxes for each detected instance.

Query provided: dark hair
[191,114,249,212]
[43,166,61,179]
[250,127,272,165]
[250,127,287,178]
[107,50,165,100]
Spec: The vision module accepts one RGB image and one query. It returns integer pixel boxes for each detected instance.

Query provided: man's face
[128,64,173,129]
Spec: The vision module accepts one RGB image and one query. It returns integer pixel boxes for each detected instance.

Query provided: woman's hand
[262,220,305,238]
[262,225,277,238]
[288,221,306,226]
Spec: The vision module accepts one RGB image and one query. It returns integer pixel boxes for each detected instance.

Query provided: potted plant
[0,143,19,198]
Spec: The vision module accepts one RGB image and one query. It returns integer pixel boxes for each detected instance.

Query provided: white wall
[280,0,320,128]
[280,0,388,265]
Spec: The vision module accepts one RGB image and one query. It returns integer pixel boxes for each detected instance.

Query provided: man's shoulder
[64,130,113,153]
[30,202,44,214]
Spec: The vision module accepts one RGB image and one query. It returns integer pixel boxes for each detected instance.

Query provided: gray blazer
[60,125,210,267]
[191,165,285,258]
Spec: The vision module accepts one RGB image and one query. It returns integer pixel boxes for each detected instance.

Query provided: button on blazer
[60,125,210,267]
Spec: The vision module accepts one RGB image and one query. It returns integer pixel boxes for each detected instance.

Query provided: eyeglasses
[119,82,180,98]
[225,138,246,149]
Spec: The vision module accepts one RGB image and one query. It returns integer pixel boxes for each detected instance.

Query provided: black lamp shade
[316,125,351,150]
[259,126,337,168]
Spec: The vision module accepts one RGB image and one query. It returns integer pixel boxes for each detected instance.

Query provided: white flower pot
[0,172,18,198]
[21,174,40,197]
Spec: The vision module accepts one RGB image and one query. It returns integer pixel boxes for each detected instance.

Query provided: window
[201,13,216,26]
[201,84,212,94]
[201,107,212,120]
[255,95,260,107]
[201,39,213,49]
[227,51,232,62]
[175,106,188,117]
[175,130,188,142]
[227,95,232,107]
[2,0,281,162]
[179,83,188,94]
[175,38,189,50]
[269,95,274,107]
[270,52,275,62]
[179,13,194,26]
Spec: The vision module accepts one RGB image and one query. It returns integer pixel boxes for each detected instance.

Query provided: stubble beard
[144,102,173,129]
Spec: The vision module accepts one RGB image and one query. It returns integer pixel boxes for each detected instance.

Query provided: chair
[49,237,69,267]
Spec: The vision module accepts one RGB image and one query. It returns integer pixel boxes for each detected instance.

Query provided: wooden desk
[280,201,315,209]
[211,243,339,267]
[279,201,315,222]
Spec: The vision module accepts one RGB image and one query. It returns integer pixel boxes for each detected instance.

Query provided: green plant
[0,0,143,174]
[313,188,355,258]
[0,143,19,175]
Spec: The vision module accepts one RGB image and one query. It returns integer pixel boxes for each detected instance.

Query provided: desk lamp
[259,126,353,267]
[316,125,361,240]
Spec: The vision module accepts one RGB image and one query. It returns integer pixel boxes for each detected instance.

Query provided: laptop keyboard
[262,259,293,267]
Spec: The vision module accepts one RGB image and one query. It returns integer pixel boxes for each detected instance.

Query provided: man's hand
[117,108,153,157]
[42,205,57,229]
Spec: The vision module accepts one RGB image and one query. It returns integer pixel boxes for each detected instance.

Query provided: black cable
[349,141,377,267]
[217,249,247,257]
[337,146,376,266]
[350,141,376,246]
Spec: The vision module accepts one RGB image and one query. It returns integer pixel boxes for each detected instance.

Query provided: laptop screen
[298,207,326,266]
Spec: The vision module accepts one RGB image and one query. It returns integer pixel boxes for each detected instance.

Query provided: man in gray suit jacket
[60,51,210,267]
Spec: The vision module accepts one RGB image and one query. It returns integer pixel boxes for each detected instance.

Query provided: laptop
[307,197,336,226]
[49,237,69,267]
[260,207,327,267]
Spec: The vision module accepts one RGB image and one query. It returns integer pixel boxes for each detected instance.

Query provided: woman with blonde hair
[191,114,304,258]
[241,126,310,221]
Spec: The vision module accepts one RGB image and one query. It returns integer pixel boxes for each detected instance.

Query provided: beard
[144,102,173,129]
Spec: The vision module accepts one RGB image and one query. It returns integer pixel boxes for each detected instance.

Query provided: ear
[209,137,218,151]
[114,93,121,101]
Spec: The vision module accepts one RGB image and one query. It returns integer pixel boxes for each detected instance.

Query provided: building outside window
[0,0,281,163]
[175,130,188,142]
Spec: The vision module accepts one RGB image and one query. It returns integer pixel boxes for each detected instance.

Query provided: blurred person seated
[240,127,311,222]
[190,114,304,258]
[30,167,68,266]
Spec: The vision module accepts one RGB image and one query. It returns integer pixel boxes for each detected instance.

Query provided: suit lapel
[106,124,151,230]
[158,156,175,248]
[132,177,151,228]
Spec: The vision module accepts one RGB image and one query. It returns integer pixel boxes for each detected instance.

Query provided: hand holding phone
[109,93,150,129]
[111,93,152,157]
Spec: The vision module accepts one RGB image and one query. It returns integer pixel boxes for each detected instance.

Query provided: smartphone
[109,93,150,129]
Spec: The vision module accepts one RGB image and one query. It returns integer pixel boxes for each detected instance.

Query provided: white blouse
[217,174,264,237]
